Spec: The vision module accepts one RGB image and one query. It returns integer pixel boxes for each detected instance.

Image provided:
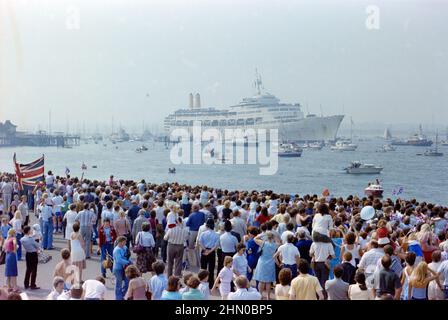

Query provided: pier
[0,121,80,147]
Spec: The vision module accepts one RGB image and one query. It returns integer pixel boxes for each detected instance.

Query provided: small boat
[136,148,143,153]
[308,142,323,150]
[168,167,176,174]
[92,165,98,168]
[302,142,323,150]
[141,145,148,151]
[278,143,302,157]
[345,161,383,174]
[330,140,358,151]
[364,179,384,197]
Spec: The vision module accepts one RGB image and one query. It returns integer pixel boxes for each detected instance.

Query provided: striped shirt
[164,225,189,245]
[75,209,97,227]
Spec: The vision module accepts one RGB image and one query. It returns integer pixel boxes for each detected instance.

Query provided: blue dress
[329,237,343,279]
[5,252,18,277]
[246,238,260,269]
[253,241,277,283]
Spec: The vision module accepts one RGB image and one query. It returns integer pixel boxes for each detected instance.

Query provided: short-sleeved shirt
[277,243,300,265]
[310,242,335,262]
[232,254,248,276]
[218,267,234,284]
[82,280,106,299]
[437,260,448,286]
[289,274,322,300]
[149,275,168,300]
[220,232,238,253]
[375,269,401,297]
[325,278,349,300]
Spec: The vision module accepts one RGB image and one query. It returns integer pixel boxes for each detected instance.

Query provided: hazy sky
[0,0,447,134]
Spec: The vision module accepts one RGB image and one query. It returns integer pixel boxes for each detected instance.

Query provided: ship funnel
[194,93,201,108]
[189,93,194,109]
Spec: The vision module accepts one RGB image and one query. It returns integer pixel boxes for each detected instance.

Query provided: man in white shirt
[274,234,300,278]
[228,276,261,300]
[358,240,385,288]
[82,277,106,300]
[230,209,247,240]
[310,240,335,290]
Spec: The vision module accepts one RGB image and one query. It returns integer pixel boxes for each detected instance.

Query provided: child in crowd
[197,269,210,299]
[233,243,250,278]
[148,261,167,300]
[212,256,234,300]
[179,272,193,294]
[275,268,292,300]
[341,252,356,284]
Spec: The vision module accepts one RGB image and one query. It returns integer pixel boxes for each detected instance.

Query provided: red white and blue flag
[13,153,45,191]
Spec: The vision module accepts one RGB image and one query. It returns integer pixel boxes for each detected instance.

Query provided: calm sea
[1,138,447,204]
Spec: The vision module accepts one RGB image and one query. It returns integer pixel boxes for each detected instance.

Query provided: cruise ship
[164,73,344,142]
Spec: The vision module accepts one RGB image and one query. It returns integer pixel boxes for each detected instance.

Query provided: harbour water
[1,138,447,204]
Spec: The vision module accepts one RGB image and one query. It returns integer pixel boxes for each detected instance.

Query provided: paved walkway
[0,215,215,300]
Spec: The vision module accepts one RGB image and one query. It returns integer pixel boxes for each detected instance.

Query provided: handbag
[132,232,144,254]
[0,250,6,265]
[102,253,113,270]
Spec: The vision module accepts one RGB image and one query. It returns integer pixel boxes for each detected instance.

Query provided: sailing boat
[383,127,392,140]
[424,130,443,156]
[442,127,448,146]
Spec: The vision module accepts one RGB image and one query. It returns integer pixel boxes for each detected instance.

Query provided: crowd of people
[1,170,448,300]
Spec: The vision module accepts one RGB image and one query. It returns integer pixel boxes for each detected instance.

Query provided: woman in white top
[348,272,374,300]
[340,232,362,267]
[64,204,78,242]
[70,222,86,282]
[312,203,333,243]
[10,210,23,261]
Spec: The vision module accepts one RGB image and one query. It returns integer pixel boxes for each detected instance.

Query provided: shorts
[55,211,62,217]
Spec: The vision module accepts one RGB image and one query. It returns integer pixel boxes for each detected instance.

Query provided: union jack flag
[13,153,45,191]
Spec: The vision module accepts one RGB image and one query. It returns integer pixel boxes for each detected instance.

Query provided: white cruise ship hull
[166,115,344,142]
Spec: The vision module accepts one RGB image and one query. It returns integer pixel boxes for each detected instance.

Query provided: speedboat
[141,145,148,151]
[345,161,383,174]
[364,180,384,197]
[303,142,323,150]
[278,143,302,157]
[330,140,358,151]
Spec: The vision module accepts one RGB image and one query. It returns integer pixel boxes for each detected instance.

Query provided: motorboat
[345,161,383,174]
[168,167,176,174]
[330,140,358,151]
[278,143,302,157]
[364,180,384,197]
[303,141,323,150]
[141,145,148,151]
